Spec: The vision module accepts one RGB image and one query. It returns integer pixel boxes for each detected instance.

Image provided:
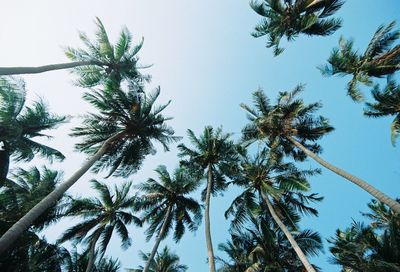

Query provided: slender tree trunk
[0,133,123,255]
[85,229,103,272]
[0,60,103,76]
[205,165,216,272]
[287,136,400,214]
[261,192,317,272]
[142,205,172,272]
[0,151,9,186]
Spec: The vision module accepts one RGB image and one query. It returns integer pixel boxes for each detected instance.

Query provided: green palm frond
[251,0,343,55]
[364,81,400,146]
[71,86,180,178]
[321,22,400,101]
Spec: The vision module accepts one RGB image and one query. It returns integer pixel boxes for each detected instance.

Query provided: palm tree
[320,21,400,101]
[129,246,188,272]
[177,127,238,272]
[0,167,68,271]
[65,246,121,272]
[135,165,202,272]
[241,86,400,213]
[58,180,141,272]
[250,0,343,55]
[225,148,322,272]
[218,213,322,272]
[0,86,179,255]
[329,200,400,272]
[0,77,66,182]
[0,18,148,89]
[364,81,400,146]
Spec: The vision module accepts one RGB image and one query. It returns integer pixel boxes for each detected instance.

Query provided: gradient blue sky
[1,1,400,271]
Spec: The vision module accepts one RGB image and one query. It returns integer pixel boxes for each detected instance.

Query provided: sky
[1,0,400,271]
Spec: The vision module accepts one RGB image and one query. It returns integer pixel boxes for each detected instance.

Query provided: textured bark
[85,229,102,272]
[262,192,317,272]
[287,136,400,214]
[0,133,123,255]
[0,60,102,75]
[142,206,172,272]
[205,165,216,272]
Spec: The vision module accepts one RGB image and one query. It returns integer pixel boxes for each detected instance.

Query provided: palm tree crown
[226,148,322,231]
[218,213,323,272]
[129,246,188,272]
[364,81,400,145]
[0,77,66,180]
[251,0,344,55]
[241,85,333,161]
[320,21,400,101]
[65,17,149,89]
[329,199,400,272]
[136,165,202,242]
[71,86,180,178]
[58,180,141,271]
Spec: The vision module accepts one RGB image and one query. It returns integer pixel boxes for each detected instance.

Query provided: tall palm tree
[320,21,400,101]
[250,0,344,55]
[178,127,238,272]
[135,165,202,272]
[0,86,179,255]
[0,167,68,271]
[364,81,400,146]
[58,180,141,272]
[129,246,188,272]
[0,18,148,89]
[241,86,400,213]
[225,148,322,272]
[0,77,66,182]
[329,200,400,272]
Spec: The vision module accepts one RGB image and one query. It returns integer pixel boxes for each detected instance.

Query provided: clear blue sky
[1,1,399,271]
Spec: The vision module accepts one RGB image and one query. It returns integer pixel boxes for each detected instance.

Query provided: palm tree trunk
[205,165,216,272]
[85,229,103,272]
[287,136,400,214]
[261,192,317,272]
[0,60,103,75]
[0,133,124,255]
[142,205,172,272]
[0,150,9,186]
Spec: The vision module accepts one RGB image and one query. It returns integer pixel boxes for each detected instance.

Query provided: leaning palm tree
[0,77,66,181]
[0,18,148,89]
[58,180,141,272]
[129,246,188,272]
[178,127,238,272]
[320,21,400,101]
[241,86,400,213]
[135,165,202,272]
[251,0,344,55]
[225,148,322,272]
[0,86,179,254]
[364,81,400,146]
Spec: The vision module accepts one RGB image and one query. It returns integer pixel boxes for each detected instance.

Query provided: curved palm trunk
[261,192,316,272]
[143,205,172,272]
[287,136,400,214]
[85,229,103,272]
[0,60,103,76]
[0,133,123,255]
[205,165,216,272]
